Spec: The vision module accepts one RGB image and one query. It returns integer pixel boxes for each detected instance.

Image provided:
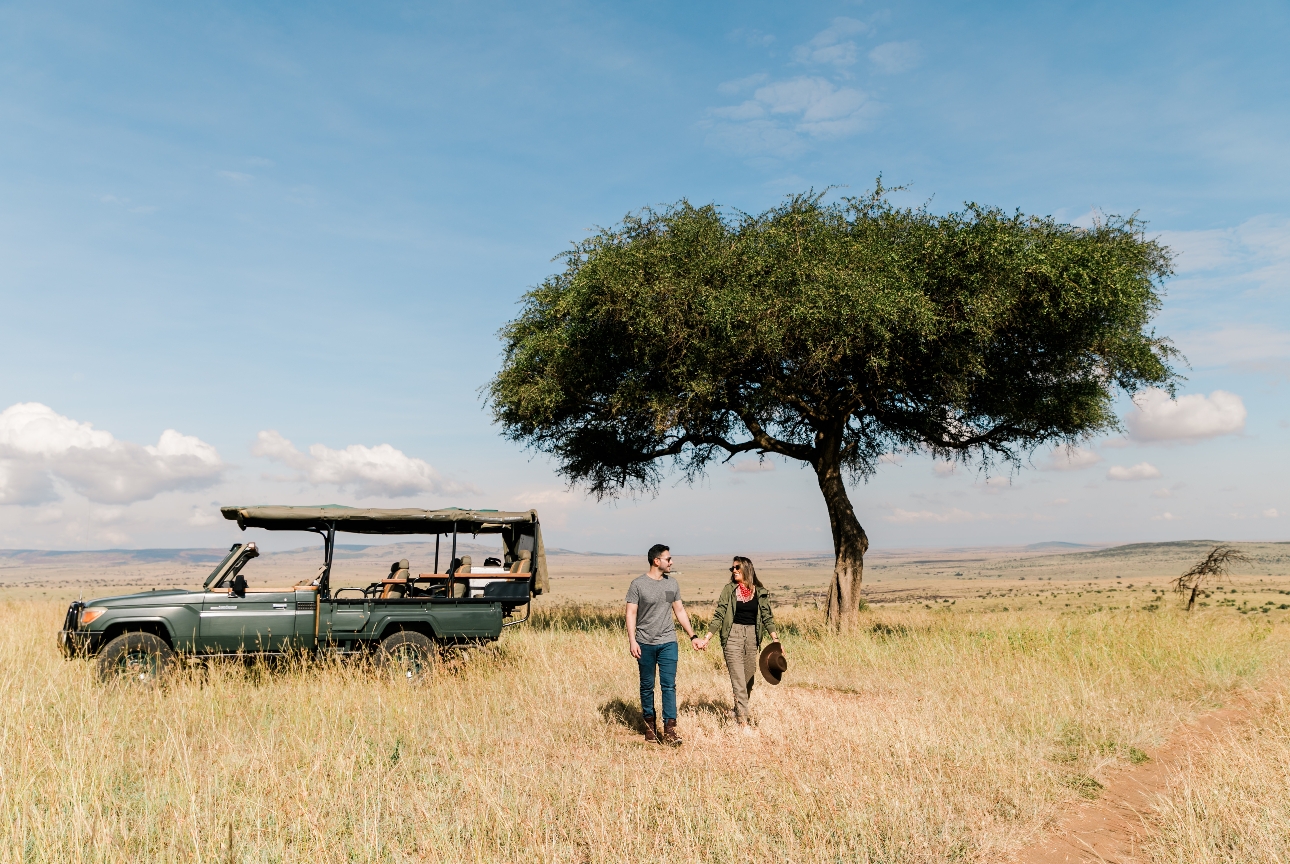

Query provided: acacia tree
[489,186,1178,629]
[1173,544,1250,611]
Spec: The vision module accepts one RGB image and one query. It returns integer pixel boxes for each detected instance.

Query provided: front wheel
[97,632,176,684]
[376,631,436,683]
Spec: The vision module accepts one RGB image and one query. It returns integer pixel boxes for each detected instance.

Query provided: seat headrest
[460,555,472,565]
[390,559,410,574]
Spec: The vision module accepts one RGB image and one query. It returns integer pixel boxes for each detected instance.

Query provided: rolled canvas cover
[534,523,549,595]
[221,505,539,535]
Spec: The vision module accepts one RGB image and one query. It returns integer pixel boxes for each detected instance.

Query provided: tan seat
[380,559,413,598]
[450,556,471,598]
[509,551,531,574]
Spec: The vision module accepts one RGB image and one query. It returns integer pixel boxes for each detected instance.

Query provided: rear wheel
[97,632,176,684]
[376,631,435,683]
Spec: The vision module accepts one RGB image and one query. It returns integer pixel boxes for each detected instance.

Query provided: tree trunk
[817,452,869,631]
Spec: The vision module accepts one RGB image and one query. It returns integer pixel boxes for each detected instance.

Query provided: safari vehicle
[58,506,548,682]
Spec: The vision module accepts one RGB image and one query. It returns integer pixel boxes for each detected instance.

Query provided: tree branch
[739,413,817,463]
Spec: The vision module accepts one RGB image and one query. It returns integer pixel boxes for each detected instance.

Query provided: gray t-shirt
[626,574,682,645]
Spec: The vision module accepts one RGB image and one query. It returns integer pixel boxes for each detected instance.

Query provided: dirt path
[1009,698,1253,864]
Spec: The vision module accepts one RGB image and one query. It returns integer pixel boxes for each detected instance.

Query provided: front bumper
[58,628,102,657]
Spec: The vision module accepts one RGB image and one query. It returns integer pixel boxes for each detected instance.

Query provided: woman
[699,556,779,727]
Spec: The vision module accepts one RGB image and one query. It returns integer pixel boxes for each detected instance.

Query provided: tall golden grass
[1147,689,1290,863]
[0,599,1285,862]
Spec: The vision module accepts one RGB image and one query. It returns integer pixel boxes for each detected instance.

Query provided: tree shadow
[599,697,646,733]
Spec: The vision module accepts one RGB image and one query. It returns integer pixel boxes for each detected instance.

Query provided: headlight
[79,608,107,626]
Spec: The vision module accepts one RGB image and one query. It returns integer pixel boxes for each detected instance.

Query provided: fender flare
[97,617,177,651]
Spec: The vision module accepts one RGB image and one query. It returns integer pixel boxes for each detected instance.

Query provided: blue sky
[1,1,1287,554]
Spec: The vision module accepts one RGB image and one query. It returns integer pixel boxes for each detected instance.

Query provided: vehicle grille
[63,601,85,631]
[298,600,316,611]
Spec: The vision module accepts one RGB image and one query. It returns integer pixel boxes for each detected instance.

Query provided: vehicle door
[199,557,296,653]
[319,597,371,642]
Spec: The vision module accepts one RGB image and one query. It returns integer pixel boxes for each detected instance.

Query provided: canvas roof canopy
[220,505,548,594]
[221,505,539,535]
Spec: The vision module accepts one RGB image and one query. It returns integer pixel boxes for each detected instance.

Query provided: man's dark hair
[647,544,670,570]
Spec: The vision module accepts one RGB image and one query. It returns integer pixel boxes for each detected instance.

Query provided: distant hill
[0,548,230,565]
[1023,542,1097,551]
[0,540,622,568]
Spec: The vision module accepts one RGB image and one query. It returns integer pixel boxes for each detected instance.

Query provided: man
[625,543,701,745]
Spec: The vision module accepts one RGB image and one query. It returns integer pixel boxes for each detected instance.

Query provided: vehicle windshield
[202,544,243,590]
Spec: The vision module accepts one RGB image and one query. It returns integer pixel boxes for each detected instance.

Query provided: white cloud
[99,194,158,215]
[188,506,219,526]
[1177,325,1290,368]
[1107,462,1162,481]
[705,76,878,155]
[1041,445,1102,471]
[219,171,252,184]
[1152,512,1178,521]
[729,28,775,49]
[717,73,769,96]
[0,403,223,506]
[888,507,977,524]
[1157,215,1290,279]
[729,458,775,474]
[1265,508,1280,518]
[792,17,871,67]
[932,460,957,477]
[252,430,465,498]
[868,41,922,74]
[760,77,876,135]
[1126,389,1246,442]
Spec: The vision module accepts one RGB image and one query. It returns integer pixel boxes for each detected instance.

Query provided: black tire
[376,630,436,683]
[96,632,176,684]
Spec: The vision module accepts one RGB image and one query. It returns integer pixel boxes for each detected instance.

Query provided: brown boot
[661,718,683,746]
[642,716,659,743]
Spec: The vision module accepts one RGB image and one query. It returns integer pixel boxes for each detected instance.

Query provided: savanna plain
[2,540,1289,863]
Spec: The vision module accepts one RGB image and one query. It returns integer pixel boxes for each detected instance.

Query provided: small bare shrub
[1174,545,1251,611]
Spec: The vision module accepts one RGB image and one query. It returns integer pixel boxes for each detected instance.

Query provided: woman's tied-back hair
[731,555,764,589]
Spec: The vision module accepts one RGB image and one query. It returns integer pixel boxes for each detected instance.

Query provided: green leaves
[489,186,1177,497]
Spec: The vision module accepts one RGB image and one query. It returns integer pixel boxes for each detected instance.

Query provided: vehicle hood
[85,589,199,608]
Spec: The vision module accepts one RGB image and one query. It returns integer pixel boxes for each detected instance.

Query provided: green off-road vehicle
[58,505,548,682]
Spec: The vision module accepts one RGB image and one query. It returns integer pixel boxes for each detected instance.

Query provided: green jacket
[706,582,776,648]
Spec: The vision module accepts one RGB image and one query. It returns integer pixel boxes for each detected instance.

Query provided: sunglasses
[729,565,741,572]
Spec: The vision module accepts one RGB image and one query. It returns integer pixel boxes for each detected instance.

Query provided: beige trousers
[723,623,759,722]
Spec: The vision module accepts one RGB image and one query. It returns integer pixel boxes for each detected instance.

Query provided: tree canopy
[490,186,1178,627]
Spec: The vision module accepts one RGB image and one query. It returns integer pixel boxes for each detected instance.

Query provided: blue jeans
[637,640,678,722]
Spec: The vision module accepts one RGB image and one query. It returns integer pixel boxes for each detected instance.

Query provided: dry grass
[2,597,1288,863]
[1146,687,1290,863]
